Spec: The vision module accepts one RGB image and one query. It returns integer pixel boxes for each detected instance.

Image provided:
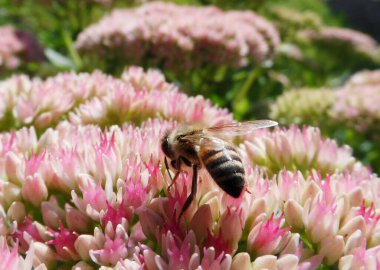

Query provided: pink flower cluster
[298,27,379,59]
[271,69,380,135]
[0,68,379,269]
[330,70,380,134]
[75,2,280,70]
[0,26,44,70]
[242,126,367,176]
[0,66,231,131]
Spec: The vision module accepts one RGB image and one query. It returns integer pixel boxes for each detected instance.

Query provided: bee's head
[161,131,175,159]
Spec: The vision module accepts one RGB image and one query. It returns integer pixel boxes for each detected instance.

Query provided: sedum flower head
[75,2,280,70]
[330,70,380,134]
[297,27,379,60]
[270,88,335,127]
[0,66,231,131]
[0,68,379,269]
[242,125,366,176]
[271,69,380,136]
[267,6,322,33]
[345,69,380,86]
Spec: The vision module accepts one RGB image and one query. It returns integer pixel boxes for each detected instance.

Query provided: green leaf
[45,48,76,69]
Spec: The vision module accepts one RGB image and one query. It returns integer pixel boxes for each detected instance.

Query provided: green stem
[62,30,82,69]
[232,67,260,118]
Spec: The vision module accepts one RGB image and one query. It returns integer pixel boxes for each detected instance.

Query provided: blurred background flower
[0,26,44,73]
[75,2,280,71]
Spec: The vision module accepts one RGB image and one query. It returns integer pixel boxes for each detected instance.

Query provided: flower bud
[252,255,276,270]
[72,261,94,270]
[7,201,26,223]
[22,174,48,206]
[74,235,98,261]
[231,252,251,270]
[5,152,24,184]
[0,181,21,208]
[41,200,65,229]
[284,200,304,230]
[319,235,344,265]
[66,204,91,233]
[277,254,299,270]
[30,242,57,269]
[190,204,213,241]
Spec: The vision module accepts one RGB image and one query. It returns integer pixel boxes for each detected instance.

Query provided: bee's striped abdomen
[201,145,245,198]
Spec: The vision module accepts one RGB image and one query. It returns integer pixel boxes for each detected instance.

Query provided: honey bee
[161,120,278,219]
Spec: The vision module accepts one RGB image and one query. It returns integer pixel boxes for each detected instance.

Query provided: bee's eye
[161,135,174,158]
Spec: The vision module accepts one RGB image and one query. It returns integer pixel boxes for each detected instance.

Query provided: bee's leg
[164,157,173,181]
[178,163,199,220]
[167,157,182,191]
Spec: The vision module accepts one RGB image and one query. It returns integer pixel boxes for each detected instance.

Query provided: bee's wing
[179,132,227,151]
[205,120,278,136]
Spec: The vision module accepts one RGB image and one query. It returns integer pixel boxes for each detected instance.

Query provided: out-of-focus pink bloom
[346,69,380,86]
[298,27,379,59]
[271,69,380,136]
[271,70,380,137]
[331,78,380,133]
[277,43,304,61]
[75,2,280,70]
[0,26,44,70]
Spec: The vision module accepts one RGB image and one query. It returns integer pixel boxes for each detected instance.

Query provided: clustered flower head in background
[0,67,380,269]
[0,66,230,132]
[270,69,380,136]
[297,27,379,60]
[0,26,44,71]
[75,2,280,71]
